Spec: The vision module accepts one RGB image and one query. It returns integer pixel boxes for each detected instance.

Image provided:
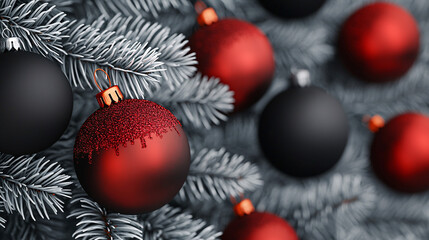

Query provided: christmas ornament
[369,113,429,193]
[338,2,420,83]
[258,70,349,178]
[74,69,190,214]
[222,198,298,240]
[0,37,73,156]
[258,0,326,19]
[189,5,275,111]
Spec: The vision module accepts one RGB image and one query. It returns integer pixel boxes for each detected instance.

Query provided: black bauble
[258,86,348,178]
[0,51,73,155]
[258,0,327,19]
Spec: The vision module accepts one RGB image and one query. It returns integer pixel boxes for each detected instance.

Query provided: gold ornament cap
[194,1,218,26]
[233,198,255,217]
[93,69,124,108]
[363,115,385,133]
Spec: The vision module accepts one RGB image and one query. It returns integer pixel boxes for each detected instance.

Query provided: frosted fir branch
[1,212,69,240]
[254,174,376,239]
[90,14,197,90]
[317,62,429,117]
[62,20,164,98]
[69,194,142,240]
[139,205,221,240]
[177,148,262,203]
[0,154,72,221]
[79,0,189,19]
[149,73,234,129]
[39,0,80,13]
[190,113,259,158]
[260,21,333,72]
[0,202,5,228]
[341,217,429,240]
[0,0,69,63]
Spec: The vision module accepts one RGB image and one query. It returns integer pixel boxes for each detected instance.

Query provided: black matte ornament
[0,51,73,156]
[258,0,327,19]
[258,86,349,178]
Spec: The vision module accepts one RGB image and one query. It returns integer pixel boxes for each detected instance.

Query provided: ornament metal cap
[233,198,255,217]
[0,37,22,52]
[290,69,311,88]
[93,69,124,108]
[195,1,218,26]
[363,115,385,133]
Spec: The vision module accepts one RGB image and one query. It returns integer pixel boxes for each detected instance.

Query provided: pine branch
[40,0,81,13]
[79,0,189,19]
[0,0,69,63]
[90,14,197,90]
[69,193,142,240]
[0,203,5,228]
[149,73,234,129]
[254,174,376,239]
[260,21,333,72]
[1,212,70,240]
[139,205,221,240]
[190,113,259,158]
[62,20,163,98]
[177,148,262,202]
[0,154,72,221]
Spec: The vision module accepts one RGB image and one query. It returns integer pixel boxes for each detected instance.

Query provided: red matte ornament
[74,70,190,214]
[222,199,298,240]
[189,8,275,111]
[338,2,420,82]
[370,113,429,193]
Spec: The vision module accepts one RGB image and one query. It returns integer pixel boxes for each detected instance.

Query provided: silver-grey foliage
[260,21,333,72]
[62,20,163,98]
[90,14,197,90]
[150,73,234,129]
[0,0,69,63]
[69,194,142,240]
[0,154,72,221]
[79,0,189,19]
[1,212,69,240]
[254,174,376,240]
[139,204,221,240]
[177,148,262,202]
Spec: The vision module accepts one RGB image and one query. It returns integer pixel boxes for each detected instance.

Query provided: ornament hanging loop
[194,0,207,14]
[93,69,124,108]
[93,68,112,91]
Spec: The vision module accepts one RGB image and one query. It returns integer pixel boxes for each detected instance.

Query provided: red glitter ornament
[189,7,275,111]
[222,199,298,240]
[74,69,190,214]
[370,113,429,193]
[338,2,420,82]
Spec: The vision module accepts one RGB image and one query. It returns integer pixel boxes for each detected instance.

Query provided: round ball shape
[338,2,420,83]
[258,87,349,178]
[189,19,275,111]
[0,51,73,156]
[258,0,326,19]
[74,99,190,214]
[370,113,429,193]
[222,212,298,240]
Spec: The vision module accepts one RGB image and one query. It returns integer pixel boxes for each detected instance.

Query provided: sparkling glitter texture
[74,99,181,162]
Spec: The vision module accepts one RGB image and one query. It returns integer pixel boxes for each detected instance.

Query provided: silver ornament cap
[290,69,311,88]
[1,37,22,52]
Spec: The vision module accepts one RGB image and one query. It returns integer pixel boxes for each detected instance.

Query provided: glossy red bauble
[222,212,298,240]
[74,99,190,214]
[338,2,419,82]
[189,19,275,111]
[370,113,429,193]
